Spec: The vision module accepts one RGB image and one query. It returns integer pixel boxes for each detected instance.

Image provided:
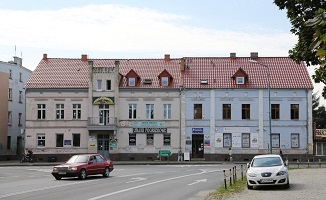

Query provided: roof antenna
[14,45,16,56]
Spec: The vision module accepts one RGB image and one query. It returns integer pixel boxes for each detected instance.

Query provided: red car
[51,154,114,180]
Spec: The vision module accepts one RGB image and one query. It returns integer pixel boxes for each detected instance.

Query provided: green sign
[158,150,172,157]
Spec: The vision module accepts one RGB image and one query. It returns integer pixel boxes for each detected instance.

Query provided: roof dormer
[125,69,140,87]
[232,67,248,85]
[158,69,173,87]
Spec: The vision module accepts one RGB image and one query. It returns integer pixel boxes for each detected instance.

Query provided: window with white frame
[129,104,137,119]
[56,134,64,147]
[146,104,154,119]
[8,111,12,125]
[236,77,244,84]
[19,91,23,103]
[73,133,81,147]
[316,142,326,156]
[18,113,22,126]
[37,133,45,147]
[73,104,81,119]
[56,104,64,119]
[97,80,102,91]
[37,104,46,119]
[8,88,12,101]
[163,104,171,119]
[129,77,135,86]
[162,77,168,86]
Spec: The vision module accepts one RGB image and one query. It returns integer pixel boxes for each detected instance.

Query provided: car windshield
[66,155,89,163]
[252,157,282,167]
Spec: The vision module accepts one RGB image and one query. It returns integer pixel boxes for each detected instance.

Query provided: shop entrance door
[192,134,204,158]
[97,134,110,158]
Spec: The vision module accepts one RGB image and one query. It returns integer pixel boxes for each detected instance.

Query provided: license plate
[58,172,66,175]
[260,179,273,183]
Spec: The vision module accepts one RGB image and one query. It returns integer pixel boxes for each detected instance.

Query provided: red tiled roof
[183,57,314,89]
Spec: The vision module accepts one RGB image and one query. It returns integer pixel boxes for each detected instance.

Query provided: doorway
[99,105,109,125]
[17,136,22,155]
[192,134,204,159]
[97,134,110,158]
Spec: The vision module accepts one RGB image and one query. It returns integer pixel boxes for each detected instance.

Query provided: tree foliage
[312,92,326,129]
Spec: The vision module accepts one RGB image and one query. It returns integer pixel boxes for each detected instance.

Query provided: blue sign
[192,128,203,133]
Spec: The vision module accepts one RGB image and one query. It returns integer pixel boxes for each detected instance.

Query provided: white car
[246,154,289,189]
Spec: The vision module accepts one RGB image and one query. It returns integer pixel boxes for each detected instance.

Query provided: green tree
[312,92,326,129]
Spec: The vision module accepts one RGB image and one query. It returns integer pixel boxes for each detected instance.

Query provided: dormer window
[200,79,208,84]
[129,77,135,86]
[162,77,168,86]
[236,77,244,84]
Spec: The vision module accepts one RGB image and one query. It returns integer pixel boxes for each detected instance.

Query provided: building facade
[0,56,32,158]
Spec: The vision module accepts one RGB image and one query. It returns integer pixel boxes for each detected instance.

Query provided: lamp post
[249,60,272,154]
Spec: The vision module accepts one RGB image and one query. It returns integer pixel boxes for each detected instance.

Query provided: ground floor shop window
[73,134,80,147]
[316,143,326,156]
[242,133,250,148]
[56,134,64,147]
[37,134,45,147]
[223,133,231,147]
[291,133,299,148]
[271,133,280,148]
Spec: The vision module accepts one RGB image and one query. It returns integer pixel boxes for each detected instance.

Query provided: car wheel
[54,176,62,180]
[247,182,253,190]
[103,167,110,178]
[79,169,87,180]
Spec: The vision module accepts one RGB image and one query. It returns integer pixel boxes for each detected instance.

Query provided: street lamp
[248,60,272,154]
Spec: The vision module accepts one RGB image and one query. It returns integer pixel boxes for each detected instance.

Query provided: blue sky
[0,0,324,100]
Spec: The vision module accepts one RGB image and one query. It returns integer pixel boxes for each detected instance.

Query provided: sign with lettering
[192,128,203,133]
[133,128,167,133]
[316,129,326,137]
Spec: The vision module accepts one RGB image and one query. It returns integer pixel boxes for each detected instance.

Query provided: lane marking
[88,169,222,200]
[126,177,147,183]
[188,179,207,186]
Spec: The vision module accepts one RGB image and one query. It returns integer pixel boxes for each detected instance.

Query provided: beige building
[0,72,9,154]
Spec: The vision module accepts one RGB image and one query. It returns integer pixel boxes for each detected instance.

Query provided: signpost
[158,150,172,161]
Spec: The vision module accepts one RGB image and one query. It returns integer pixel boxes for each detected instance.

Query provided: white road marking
[88,169,222,200]
[126,177,147,183]
[188,179,207,186]
[117,173,148,178]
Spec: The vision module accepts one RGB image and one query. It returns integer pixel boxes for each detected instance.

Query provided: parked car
[51,154,114,180]
[246,154,289,189]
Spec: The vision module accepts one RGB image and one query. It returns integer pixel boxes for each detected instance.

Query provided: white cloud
[0,4,297,69]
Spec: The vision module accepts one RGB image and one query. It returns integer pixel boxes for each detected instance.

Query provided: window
[97,80,102,91]
[316,142,326,156]
[163,104,171,119]
[147,134,154,146]
[129,134,136,146]
[291,133,299,148]
[163,134,171,146]
[242,104,250,119]
[106,80,111,90]
[271,104,280,119]
[162,77,168,86]
[146,104,154,119]
[37,134,45,147]
[73,134,81,147]
[236,77,244,84]
[8,88,12,101]
[9,69,12,79]
[19,91,23,103]
[56,104,64,119]
[223,133,232,147]
[8,112,12,125]
[18,113,22,126]
[271,133,280,148]
[56,134,64,147]
[19,73,22,82]
[242,133,250,148]
[37,104,46,119]
[7,136,11,150]
[73,104,81,119]
[129,104,137,119]
[129,77,135,86]
[194,104,202,119]
[291,104,299,120]
[223,104,231,120]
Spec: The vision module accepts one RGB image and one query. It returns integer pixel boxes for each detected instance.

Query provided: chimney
[230,53,236,58]
[13,56,22,67]
[43,53,47,60]
[164,54,171,62]
[180,58,185,71]
[81,54,88,61]
[250,52,258,59]
[88,61,93,81]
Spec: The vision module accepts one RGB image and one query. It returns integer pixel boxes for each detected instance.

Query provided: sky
[0,0,324,103]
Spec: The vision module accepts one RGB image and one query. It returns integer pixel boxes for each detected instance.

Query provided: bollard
[223,170,227,189]
[235,166,237,182]
[229,169,232,187]
[233,167,236,185]
[241,165,243,181]
[319,159,321,168]
[297,160,299,168]
[308,159,310,168]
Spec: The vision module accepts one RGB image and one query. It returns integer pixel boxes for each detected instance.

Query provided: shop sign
[133,128,167,133]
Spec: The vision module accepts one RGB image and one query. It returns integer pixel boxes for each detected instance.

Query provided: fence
[223,165,246,190]
[288,159,326,169]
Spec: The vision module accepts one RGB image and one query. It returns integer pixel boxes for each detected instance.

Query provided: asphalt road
[0,164,243,200]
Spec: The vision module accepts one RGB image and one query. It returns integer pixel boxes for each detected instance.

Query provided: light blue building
[183,53,313,161]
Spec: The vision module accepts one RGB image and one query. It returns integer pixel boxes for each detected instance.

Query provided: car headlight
[69,167,78,171]
[247,172,257,177]
[276,171,287,176]
[53,167,58,172]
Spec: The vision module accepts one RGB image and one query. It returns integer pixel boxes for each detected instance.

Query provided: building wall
[0,72,9,153]
[0,57,32,155]
[25,89,89,159]
[185,88,313,160]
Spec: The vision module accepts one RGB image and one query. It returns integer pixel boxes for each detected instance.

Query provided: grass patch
[205,178,247,200]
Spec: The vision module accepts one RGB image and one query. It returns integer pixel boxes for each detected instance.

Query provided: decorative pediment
[93,97,114,105]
